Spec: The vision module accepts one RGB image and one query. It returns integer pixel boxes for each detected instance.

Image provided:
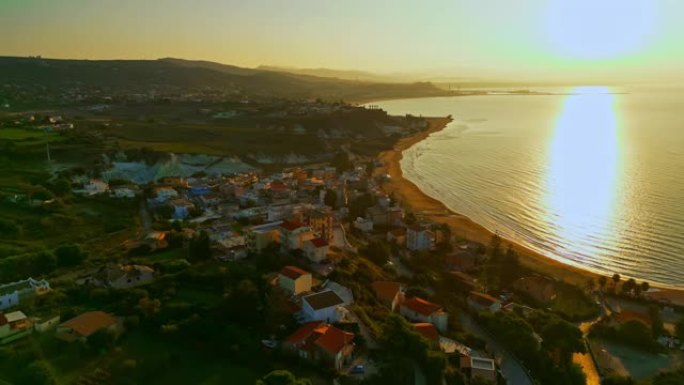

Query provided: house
[399,297,448,332]
[142,231,168,251]
[279,220,314,251]
[305,209,334,241]
[323,281,354,305]
[406,224,435,251]
[56,311,120,342]
[366,206,403,227]
[387,228,407,247]
[371,281,405,311]
[414,322,440,344]
[82,179,109,195]
[170,199,195,219]
[246,221,282,252]
[111,186,138,199]
[304,237,329,263]
[445,251,477,272]
[465,357,497,383]
[0,311,31,340]
[283,321,355,371]
[279,266,312,295]
[513,276,557,304]
[152,187,179,204]
[0,278,50,310]
[353,217,373,232]
[467,291,502,313]
[301,290,344,323]
[85,264,155,289]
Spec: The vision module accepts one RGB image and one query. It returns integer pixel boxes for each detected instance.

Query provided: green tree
[653,369,684,385]
[18,362,56,385]
[256,370,312,385]
[540,318,586,362]
[188,231,211,262]
[323,189,337,208]
[602,375,636,385]
[612,273,621,287]
[598,276,607,291]
[55,243,87,267]
[361,240,391,266]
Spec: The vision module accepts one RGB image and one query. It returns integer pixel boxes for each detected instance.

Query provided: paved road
[460,314,534,385]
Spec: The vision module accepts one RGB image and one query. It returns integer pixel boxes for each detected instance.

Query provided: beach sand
[377,116,684,305]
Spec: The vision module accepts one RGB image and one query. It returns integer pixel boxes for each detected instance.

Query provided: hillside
[0,56,446,102]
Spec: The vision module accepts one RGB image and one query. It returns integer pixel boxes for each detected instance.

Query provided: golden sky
[1,0,682,82]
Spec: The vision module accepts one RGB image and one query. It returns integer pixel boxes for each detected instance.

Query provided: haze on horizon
[2,0,684,84]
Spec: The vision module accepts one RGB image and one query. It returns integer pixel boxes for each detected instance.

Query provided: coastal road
[460,314,534,385]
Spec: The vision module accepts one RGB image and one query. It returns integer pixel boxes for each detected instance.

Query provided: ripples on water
[373,89,684,287]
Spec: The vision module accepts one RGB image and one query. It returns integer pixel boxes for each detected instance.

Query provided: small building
[513,276,557,304]
[152,187,179,204]
[304,237,329,263]
[279,220,314,251]
[366,206,403,227]
[82,179,110,196]
[406,224,435,251]
[353,217,373,232]
[246,221,282,253]
[305,209,334,241]
[0,278,50,310]
[467,291,502,313]
[111,186,138,199]
[278,266,312,295]
[0,311,31,340]
[466,357,497,383]
[387,228,407,247]
[56,311,120,342]
[301,290,344,323]
[399,297,448,332]
[85,264,155,289]
[414,322,440,344]
[283,321,355,371]
[170,199,195,220]
[371,281,405,311]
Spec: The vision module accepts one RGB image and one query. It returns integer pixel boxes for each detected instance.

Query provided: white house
[304,238,329,263]
[171,199,195,219]
[279,220,314,251]
[0,278,50,310]
[406,225,435,251]
[278,266,312,295]
[399,296,449,332]
[111,186,137,198]
[80,179,109,196]
[301,290,344,323]
[85,265,155,289]
[353,217,373,232]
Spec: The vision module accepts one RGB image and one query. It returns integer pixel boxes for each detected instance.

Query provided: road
[460,314,534,385]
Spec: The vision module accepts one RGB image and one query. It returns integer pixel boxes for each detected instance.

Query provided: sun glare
[546,86,621,259]
[545,0,657,60]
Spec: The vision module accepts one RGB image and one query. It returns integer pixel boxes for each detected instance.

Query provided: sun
[545,0,657,60]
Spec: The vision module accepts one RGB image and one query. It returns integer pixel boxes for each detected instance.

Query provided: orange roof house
[57,311,120,342]
[414,322,440,342]
[371,281,405,311]
[284,321,355,370]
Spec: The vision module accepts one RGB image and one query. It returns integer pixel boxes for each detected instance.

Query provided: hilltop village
[1,96,684,385]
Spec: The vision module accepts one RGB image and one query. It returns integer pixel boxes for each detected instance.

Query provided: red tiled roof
[372,281,402,303]
[309,237,328,248]
[414,323,439,341]
[315,325,354,355]
[60,311,117,338]
[279,265,310,280]
[402,297,442,316]
[468,291,500,307]
[280,220,306,231]
[285,321,325,345]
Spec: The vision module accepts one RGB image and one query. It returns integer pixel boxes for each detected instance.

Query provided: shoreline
[377,116,684,306]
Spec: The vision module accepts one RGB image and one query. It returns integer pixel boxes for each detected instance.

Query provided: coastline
[377,116,684,305]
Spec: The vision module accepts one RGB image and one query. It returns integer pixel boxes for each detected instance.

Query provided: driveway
[460,314,534,385]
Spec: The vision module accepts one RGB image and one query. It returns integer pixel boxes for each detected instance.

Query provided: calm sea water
[373,88,684,287]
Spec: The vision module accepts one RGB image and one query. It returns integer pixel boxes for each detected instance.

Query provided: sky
[2,0,684,82]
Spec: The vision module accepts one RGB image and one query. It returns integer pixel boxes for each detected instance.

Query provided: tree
[602,375,636,385]
[188,231,211,262]
[653,369,684,385]
[32,250,57,275]
[55,243,87,267]
[323,189,337,208]
[51,178,71,197]
[598,276,607,291]
[488,234,502,259]
[586,278,596,293]
[88,329,116,352]
[621,278,637,295]
[18,362,56,385]
[256,370,312,385]
[540,318,586,363]
[640,281,650,294]
[361,240,391,266]
[611,273,621,288]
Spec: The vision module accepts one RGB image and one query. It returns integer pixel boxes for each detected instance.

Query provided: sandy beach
[377,116,684,305]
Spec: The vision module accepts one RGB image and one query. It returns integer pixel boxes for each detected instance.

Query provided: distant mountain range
[0,56,447,102]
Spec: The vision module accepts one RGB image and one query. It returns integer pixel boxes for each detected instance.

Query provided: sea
[372,87,684,287]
